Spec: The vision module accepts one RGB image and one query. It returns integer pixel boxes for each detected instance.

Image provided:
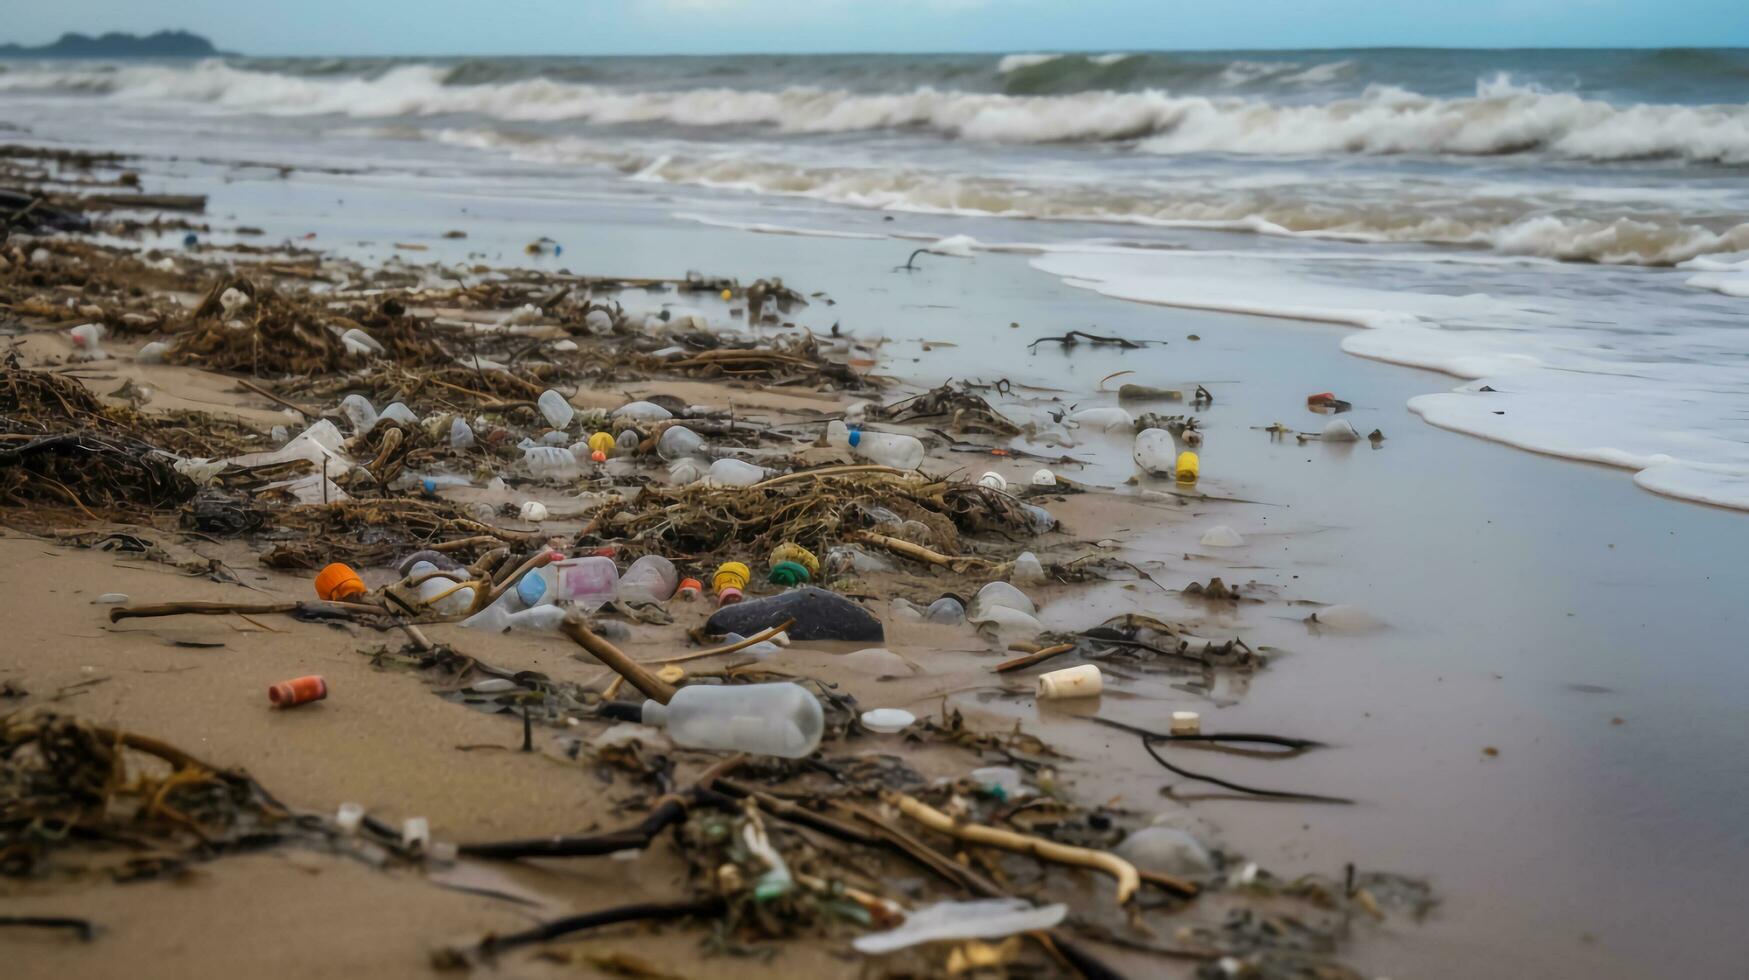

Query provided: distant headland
[0,31,223,58]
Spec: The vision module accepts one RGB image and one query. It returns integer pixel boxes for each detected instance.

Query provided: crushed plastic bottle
[338,394,378,435]
[824,544,891,577]
[379,402,418,425]
[583,309,614,335]
[618,555,678,604]
[340,328,384,357]
[462,600,567,633]
[640,682,824,758]
[1072,406,1134,431]
[614,400,673,422]
[68,323,105,359]
[825,420,925,470]
[519,555,618,610]
[722,631,785,659]
[137,340,169,363]
[667,457,707,485]
[449,417,475,449]
[537,389,575,430]
[1117,826,1213,876]
[616,429,640,453]
[524,445,580,481]
[1019,502,1056,534]
[656,425,706,461]
[707,457,767,487]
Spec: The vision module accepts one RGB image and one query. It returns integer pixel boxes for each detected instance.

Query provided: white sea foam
[5,61,1747,165]
[1031,249,1749,510]
[429,128,1749,267]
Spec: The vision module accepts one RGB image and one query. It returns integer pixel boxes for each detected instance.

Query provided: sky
[5,0,1746,56]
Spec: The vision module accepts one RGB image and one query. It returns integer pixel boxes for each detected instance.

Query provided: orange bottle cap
[314,563,366,601]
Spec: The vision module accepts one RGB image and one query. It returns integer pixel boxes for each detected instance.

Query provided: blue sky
[6,0,1746,55]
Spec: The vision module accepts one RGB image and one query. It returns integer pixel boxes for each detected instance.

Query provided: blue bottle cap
[846,428,862,447]
[516,571,546,607]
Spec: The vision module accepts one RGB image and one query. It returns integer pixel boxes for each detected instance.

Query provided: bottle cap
[314,563,367,601]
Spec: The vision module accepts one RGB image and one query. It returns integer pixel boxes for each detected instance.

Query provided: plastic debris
[268,674,328,708]
[706,586,884,642]
[852,899,1067,954]
[1037,664,1102,699]
[641,682,824,758]
[1200,526,1244,547]
[860,708,915,734]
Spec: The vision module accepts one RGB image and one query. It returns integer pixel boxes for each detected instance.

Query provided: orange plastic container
[269,675,328,708]
[314,563,366,601]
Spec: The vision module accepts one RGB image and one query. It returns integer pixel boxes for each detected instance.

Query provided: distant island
[0,30,222,59]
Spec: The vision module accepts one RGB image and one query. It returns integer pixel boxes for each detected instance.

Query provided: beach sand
[4,155,1747,979]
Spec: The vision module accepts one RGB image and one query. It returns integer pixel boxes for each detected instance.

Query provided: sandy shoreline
[5,143,1748,979]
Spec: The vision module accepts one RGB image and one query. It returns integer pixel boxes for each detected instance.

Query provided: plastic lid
[846,428,862,447]
[860,708,915,734]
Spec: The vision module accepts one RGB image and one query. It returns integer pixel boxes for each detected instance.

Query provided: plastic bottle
[411,560,476,616]
[1072,406,1134,431]
[518,556,619,610]
[449,417,475,449]
[1019,502,1056,534]
[640,682,824,758]
[723,631,784,658]
[824,544,891,577]
[524,445,580,481]
[657,425,706,461]
[619,555,679,604]
[339,394,378,435]
[1037,664,1102,699]
[1175,451,1199,484]
[380,402,418,425]
[1322,418,1361,442]
[707,457,767,487]
[614,400,673,422]
[462,600,567,633]
[825,420,925,470]
[538,390,575,430]
[69,323,106,359]
[1133,428,1175,475]
[137,340,169,363]
[616,429,640,454]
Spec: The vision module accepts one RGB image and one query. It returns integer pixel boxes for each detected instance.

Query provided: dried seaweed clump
[169,277,434,376]
[256,497,536,570]
[1,711,289,878]
[590,472,1037,558]
[0,355,194,516]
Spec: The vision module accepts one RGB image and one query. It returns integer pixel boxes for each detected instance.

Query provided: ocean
[3,48,1747,506]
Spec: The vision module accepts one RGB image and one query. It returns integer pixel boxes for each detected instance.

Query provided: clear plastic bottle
[616,429,640,453]
[524,446,580,481]
[538,389,575,430]
[667,457,706,485]
[707,457,767,487]
[523,556,618,609]
[614,400,673,422]
[618,555,678,604]
[825,420,925,470]
[410,560,476,616]
[657,425,706,461]
[339,394,378,435]
[380,402,418,425]
[641,683,823,758]
[462,601,567,633]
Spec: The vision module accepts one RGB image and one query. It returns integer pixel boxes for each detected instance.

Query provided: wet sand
[5,159,1748,979]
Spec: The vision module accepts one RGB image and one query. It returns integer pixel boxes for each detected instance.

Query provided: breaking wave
[435,129,1749,266]
[3,60,1747,165]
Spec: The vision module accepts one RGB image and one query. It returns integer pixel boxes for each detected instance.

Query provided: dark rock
[705,587,883,642]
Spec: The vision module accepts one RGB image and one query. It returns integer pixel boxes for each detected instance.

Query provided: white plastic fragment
[860,708,915,734]
[1200,526,1245,547]
[852,899,1066,954]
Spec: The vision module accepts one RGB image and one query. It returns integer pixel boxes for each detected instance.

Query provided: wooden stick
[108,599,381,623]
[234,378,314,420]
[648,620,796,665]
[883,790,1141,905]
[993,643,1076,673]
[561,614,678,704]
[849,530,998,573]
